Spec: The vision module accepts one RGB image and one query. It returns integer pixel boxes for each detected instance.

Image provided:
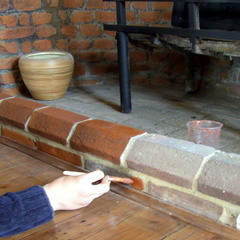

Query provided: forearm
[0,185,54,238]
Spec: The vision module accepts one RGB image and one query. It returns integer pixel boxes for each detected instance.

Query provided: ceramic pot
[19,51,74,100]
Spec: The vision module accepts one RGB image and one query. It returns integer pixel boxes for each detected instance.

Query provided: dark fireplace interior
[172,3,240,31]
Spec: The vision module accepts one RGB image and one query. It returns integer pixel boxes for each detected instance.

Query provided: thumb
[81,170,105,184]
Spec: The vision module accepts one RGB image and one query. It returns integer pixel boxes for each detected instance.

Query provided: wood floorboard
[0,139,233,240]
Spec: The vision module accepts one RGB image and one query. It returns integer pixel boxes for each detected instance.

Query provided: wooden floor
[0,141,227,240]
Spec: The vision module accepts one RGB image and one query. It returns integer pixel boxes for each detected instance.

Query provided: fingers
[91,181,110,196]
[101,175,110,184]
[89,175,111,196]
[71,170,110,196]
[80,169,105,184]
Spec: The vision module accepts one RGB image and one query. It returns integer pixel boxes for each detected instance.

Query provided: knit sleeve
[0,185,54,238]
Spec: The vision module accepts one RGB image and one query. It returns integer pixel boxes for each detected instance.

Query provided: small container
[187,120,223,149]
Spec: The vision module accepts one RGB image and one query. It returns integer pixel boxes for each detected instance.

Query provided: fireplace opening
[172,3,240,31]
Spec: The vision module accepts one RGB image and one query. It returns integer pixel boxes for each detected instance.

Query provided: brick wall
[1,0,240,99]
[0,0,119,95]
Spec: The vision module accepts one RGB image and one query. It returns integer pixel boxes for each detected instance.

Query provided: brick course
[0,95,240,229]
[0,97,46,129]
[2,127,36,148]
[148,183,223,221]
[13,0,41,11]
[198,152,240,205]
[38,141,82,166]
[126,134,216,188]
[28,107,89,145]
[70,119,145,165]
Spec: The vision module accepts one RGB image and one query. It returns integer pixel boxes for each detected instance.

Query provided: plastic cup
[187,120,223,149]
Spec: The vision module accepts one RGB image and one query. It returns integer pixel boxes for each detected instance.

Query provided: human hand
[43,169,110,211]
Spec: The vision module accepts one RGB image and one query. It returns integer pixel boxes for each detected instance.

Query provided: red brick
[169,52,185,62]
[19,13,29,26]
[0,26,34,40]
[151,77,170,86]
[211,57,231,68]
[163,10,172,22]
[104,30,116,37]
[176,63,186,75]
[95,11,116,23]
[37,25,57,38]
[80,24,101,37]
[0,15,18,27]
[149,51,168,63]
[70,40,91,51]
[33,39,52,51]
[71,12,93,23]
[0,57,19,70]
[139,11,162,23]
[219,71,230,79]
[198,152,240,205]
[70,119,145,165]
[0,42,18,54]
[38,141,82,166]
[73,63,86,76]
[152,2,173,10]
[132,2,149,10]
[0,0,10,11]
[28,107,89,145]
[86,0,108,10]
[2,127,36,148]
[0,92,11,100]
[63,0,83,8]
[131,176,144,191]
[58,10,67,21]
[109,2,116,9]
[61,25,77,36]
[1,72,17,84]
[0,98,46,129]
[130,50,148,62]
[45,0,59,7]
[126,12,136,22]
[134,63,152,72]
[148,183,223,221]
[21,41,32,53]
[0,87,20,96]
[93,39,113,49]
[32,12,52,25]
[56,39,68,50]
[77,51,102,62]
[89,63,111,75]
[103,51,118,61]
[13,0,41,11]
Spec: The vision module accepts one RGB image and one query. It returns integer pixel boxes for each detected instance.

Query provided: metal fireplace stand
[103,0,240,113]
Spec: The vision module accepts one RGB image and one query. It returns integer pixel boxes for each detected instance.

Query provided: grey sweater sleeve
[0,185,54,238]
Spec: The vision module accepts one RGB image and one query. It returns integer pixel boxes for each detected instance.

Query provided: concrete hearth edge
[0,93,240,230]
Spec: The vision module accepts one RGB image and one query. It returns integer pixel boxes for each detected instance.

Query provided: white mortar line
[120,132,147,167]
[66,118,93,147]
[191,151,219,193]
[0,96,15,103]
[237,214,240,229]
[24,106,50,131]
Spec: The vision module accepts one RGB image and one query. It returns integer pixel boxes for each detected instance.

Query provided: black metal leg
[185,52,196,93]
[117,31,132,113]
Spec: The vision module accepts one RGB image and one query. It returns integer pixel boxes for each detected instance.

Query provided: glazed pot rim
[20,51,72,60]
